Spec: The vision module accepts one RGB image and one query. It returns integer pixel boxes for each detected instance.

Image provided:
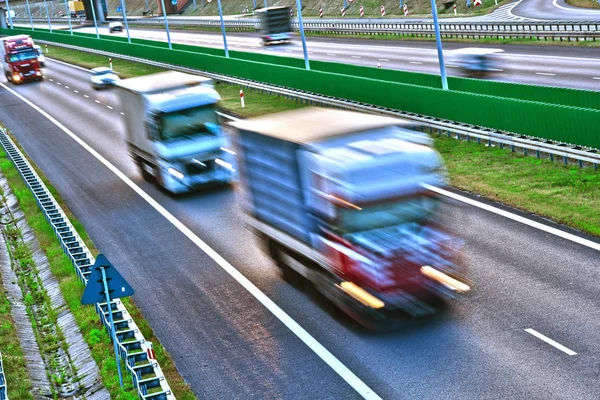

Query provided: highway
[68,26,600,91]
[0,58,599,399]
[512,0,600,21]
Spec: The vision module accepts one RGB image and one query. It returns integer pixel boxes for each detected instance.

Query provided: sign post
[81,255,134,388]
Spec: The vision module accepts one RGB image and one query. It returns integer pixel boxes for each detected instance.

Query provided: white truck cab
[115,71,235,193]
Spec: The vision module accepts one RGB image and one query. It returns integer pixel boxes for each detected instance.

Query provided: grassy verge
[435,133,600,236]
[0,274,33,399]
[0,134,196,399]
[45,45,304,118]
[565,0,600,8]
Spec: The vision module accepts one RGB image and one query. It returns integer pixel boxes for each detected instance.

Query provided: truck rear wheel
[267,240,303,285]
[136,157,154,182]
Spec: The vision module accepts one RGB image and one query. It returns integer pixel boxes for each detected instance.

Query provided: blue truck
[230,108,470,329]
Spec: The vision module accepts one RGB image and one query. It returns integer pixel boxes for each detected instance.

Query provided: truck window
[9,50,38,62]
[158,105,219,141]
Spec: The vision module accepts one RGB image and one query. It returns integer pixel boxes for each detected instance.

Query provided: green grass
[435,133,600,237]
[0,278,34,399]
[565,0,600,8]
[0,137,196,400]
[44,44,305,118]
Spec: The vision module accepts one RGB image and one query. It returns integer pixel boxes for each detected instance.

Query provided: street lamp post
[43,0,52,32]
[25,0,34,30]
[159,0,173,49]
[64,0,73,34]
[296,0,309,70]
[90,0,100,39]
[217,0,229,57]
[430,0,448,90]
[119,0,131,43]
[5,0,14,29]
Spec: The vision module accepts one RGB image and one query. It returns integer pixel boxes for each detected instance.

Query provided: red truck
[0,35,43,84]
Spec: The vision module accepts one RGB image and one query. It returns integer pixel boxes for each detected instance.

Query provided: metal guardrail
[35,39,600,169]
[12,18,600,41]
[0,129,176,400]
[0,353,6,400]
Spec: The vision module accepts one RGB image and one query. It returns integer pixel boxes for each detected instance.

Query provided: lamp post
[430,0,448,90]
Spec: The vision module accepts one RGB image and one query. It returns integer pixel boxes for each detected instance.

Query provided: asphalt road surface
[512,0,600,21]
[66,26,600,91]
[1,59,600,399]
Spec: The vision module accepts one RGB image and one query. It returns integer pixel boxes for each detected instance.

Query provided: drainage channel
[0,128,175,400]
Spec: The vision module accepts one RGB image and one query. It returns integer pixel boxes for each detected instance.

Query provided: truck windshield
[159,105,219,141]
[337,196,438,233]
[9,50,37,62]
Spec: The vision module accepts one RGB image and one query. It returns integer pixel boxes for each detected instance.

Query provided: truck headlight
[167,167,184,180]
[13,74,21,82]
[215,158,235,172]
[36,71,42,76]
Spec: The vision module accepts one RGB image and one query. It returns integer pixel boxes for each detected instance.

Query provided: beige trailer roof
[115,71,213,94]
[229,108,406,144]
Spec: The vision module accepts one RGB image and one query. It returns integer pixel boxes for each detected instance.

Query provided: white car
[109,22,124,33]
[34,45,46,68]
[89,67,120,90]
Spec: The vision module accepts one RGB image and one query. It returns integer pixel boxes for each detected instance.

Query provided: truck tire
[267,240,302,285]
[136,157,153,182]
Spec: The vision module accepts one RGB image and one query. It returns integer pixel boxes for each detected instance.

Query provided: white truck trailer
[115,71,235,193]
[230,108,469,329]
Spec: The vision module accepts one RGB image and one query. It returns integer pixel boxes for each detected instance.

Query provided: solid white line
[0,82,382,400]
[106,105,114,110]
[503,53,600,63]
[94,99,101,104]
[525,329,577,355]
[84,95,90,98]
[423,184,600,252]
[535,72,556,76]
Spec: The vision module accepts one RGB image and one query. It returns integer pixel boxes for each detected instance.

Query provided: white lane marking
[56,82,62,85]
[285,49,293,52]
[84,95,90,98]
[64,86,70,89]
[423,184,600,252]
[106,105,114,110]
[49,78,54,82]
[535,72,556,76]
[120,112,125,115]
[326,53,337,56]
[74,90,79,93]
[352,56,362,59]
[378,58,390,61]
[0,82,382,400]
[525,329,577,356]
[42,75,46,78]
[593,77,600,80]
[488,68,503,72]
[410,61,423,65]
[503,53,600,63]
[94,99,101,104]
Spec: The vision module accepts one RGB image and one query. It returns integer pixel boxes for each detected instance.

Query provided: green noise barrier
[2,27,599,150]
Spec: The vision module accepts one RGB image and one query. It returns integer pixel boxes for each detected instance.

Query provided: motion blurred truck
[256,6,292,45]
[68,0,85,18]
[230,108,469,329]
[115,71,235,193]
[0,35,43,84]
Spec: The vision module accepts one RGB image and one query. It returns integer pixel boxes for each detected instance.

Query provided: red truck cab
[1,35,43,84]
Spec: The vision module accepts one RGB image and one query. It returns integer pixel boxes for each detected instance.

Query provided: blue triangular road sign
[81,254,135,305]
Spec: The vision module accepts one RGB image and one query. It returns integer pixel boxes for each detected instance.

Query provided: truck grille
[185,159,214,175]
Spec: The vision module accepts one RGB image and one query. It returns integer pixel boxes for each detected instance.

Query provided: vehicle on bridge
[0,35,43,84]
[68,0,85,18]
[115,71,236,194]
[452,48,504,79]
[109,22,124,33]
[256,6,293,45]
[230,108,470,329]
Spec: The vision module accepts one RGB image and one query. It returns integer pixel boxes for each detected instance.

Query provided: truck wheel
[268,241,302,285]
[136,158,154,182]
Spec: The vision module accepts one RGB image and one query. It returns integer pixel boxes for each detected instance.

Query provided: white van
[34,45,46,68]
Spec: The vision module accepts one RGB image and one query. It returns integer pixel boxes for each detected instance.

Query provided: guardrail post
[563,155,568,165]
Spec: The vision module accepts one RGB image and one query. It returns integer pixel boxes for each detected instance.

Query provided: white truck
[230,108,470,329]
[115,71,236,193]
